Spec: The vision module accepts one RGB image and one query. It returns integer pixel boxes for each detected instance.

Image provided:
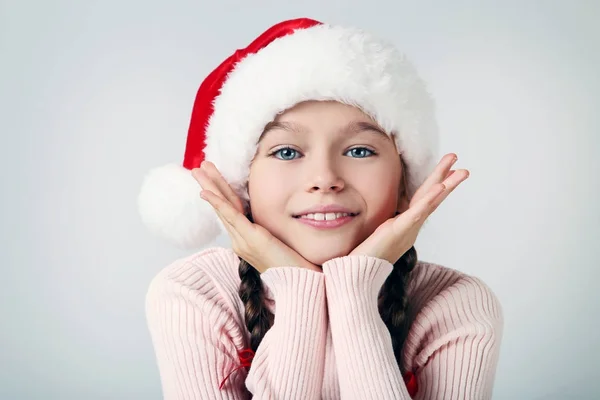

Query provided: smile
[293,212,359,229]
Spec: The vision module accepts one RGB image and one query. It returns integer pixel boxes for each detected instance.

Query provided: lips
[292,204,360,218]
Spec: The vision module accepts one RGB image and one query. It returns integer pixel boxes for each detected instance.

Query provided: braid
[378,246,418,375]
[237,212,274,353]
[238,257,274,352]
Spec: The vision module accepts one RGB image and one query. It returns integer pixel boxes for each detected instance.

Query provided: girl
[139,18,503,399]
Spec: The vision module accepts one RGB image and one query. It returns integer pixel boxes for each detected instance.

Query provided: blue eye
[346,147,375,158]
[272,147,300,160]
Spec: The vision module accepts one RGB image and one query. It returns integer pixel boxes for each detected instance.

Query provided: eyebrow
[258,120,390,143]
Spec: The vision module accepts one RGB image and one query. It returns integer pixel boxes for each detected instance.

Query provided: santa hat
[138,18,439,249]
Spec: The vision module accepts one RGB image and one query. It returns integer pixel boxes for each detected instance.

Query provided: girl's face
[248,100,407,266]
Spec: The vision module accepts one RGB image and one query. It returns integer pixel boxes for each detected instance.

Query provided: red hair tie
[219,348,255,390]
[403,370,419,397]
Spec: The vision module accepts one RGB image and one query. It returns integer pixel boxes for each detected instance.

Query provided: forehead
[258,120,392,143]
[258,100,391,141]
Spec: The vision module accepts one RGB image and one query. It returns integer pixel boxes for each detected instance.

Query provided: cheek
[353,166,400,213]
[247,164,293,217]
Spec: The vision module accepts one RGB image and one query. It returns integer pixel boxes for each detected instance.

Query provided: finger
[201,161,245,214]
[399,182,446,228]
[200,189,238,229]
[394,169,469,237]
[200,189,253,250]
[412,154,457,204]
[200,189,254,239]
[442,169,469,190]
[414,154,456,196]
[429,169,470,213]
[192,168,227,201]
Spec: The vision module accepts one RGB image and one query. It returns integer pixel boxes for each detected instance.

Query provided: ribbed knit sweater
[145,247,503,399]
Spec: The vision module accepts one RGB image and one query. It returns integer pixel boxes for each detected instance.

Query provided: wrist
[322,255,393,300]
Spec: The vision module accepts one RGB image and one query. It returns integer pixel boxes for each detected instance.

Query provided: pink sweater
[145,247,503,399]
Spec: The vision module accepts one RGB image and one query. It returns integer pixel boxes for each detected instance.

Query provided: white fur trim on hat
[205,24,439,205]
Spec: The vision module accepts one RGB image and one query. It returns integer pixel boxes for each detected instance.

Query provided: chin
[300,245,353,266]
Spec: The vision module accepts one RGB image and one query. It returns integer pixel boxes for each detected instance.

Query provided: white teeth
[299,212,352,220]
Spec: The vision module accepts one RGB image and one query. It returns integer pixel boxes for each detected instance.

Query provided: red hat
[138,18,439,249]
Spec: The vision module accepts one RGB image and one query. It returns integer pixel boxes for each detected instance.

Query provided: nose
[305,157,345,193]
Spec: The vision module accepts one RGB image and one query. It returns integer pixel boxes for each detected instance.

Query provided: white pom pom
[137,163,221,249]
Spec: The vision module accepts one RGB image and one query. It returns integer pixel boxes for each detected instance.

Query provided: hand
[349,153,470,264]
[192,161,321,274]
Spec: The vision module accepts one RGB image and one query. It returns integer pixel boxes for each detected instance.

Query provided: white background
[1,0,598,398]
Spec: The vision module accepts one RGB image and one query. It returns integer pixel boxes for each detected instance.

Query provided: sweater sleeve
[245,267,328,398]
[321,255,503,400]
[145,255,327,400]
